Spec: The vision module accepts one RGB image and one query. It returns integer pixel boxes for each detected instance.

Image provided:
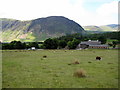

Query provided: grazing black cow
[43,55,47,58]
[96,56,101,60]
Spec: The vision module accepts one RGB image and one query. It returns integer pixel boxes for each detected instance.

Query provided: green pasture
[2,49,118,88]
[106,39,118,44]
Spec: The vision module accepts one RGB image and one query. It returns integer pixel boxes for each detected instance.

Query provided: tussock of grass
[74,69,86,78]
[108,62,113,64]
[73,60,80,64]
[88,61,92,63]
[68,60,80,65]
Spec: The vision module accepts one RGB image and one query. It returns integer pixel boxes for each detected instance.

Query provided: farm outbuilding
[77,40,109,49]
[31,47,36,50]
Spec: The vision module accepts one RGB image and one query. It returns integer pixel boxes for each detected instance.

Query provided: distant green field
[2,49,118,88]
[107,39,118,43]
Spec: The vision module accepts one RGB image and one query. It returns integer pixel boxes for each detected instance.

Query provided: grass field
[2,49,118,88]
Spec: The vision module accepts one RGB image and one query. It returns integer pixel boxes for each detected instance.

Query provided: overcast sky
[0,0,118,26]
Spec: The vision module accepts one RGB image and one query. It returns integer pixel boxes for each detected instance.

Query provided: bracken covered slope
[1,16,85,42]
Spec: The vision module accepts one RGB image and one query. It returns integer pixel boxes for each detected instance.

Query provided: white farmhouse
[31,47,36,50]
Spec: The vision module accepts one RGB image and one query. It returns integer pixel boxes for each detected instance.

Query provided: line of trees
[41,37,80,49]
[2,31,120,50]
[42,33,107,49]
[2,41,39,50]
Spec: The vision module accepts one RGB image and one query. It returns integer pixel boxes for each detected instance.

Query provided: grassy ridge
[83,25,118,32]
[2,49,118,88]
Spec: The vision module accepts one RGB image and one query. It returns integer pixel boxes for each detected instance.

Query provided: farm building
[77,40,109,49]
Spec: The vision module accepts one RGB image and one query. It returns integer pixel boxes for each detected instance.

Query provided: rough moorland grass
[2,49,118,88]
[73,69,86,78]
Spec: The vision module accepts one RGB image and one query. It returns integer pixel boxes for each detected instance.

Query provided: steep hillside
[1,16,85,42]
[83,26,102,31]
[1,18,32,42]
[83,24,118,32]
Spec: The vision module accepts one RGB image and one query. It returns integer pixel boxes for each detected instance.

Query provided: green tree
[72,38,80,49]
[28,42,39,49]
[2,43,10,49]
[112,41,117,48]
[43,38,53,49]
[43,38,58,49]
[67,41,73,49]
[67,38,80,49]
[58,40,67,48]
[10,41,24,49]
[51,38,59,49]
[98,36,107,44]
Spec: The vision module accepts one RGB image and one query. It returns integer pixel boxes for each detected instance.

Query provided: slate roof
[89,44,109,47]
[80,40,101,45]
[79,40,109,47]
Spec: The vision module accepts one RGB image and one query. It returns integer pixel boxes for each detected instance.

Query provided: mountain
[83,24,119,32]
[106,24,120,30]
[0,16,85,42]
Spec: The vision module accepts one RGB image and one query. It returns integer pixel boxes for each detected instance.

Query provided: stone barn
[77,40,109,49]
